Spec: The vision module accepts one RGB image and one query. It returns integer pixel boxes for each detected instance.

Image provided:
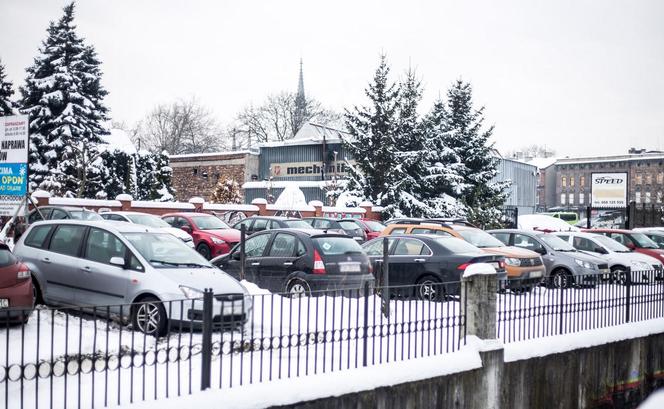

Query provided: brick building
[553,151,664,209]
[169,151,259,201]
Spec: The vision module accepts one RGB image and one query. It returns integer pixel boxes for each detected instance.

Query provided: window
[234,219,253,231]
[411,228,452,236]
[579,193,585,205]
[267,233,296,257]
[163,216,176,226]
[658,173,664,184]
[561,176,567,188]
[570,176,575,187]
[646,192,652,204]
[646,174,653,184]
[388,227,408,235]
[580,176,586,187]
[176,217,192,229]
[394,238,429,256]
[610,233,632,246]
[29,208,51,223]
[295,239,307,257]
[49,225,87,257]
[635,192,642,203]
[513,234,544,253]
[560,193,566,205]
[50,209,68,220]
[635,174,643,185]
[569,193,575,205]
[573,237,597,252]
[313,219,335,229]
[658,192,663,204]
[244,234,270,257]
[252,218,269,232]
[491,232,511,245]
[85,228,128,265]
[24,225,53,248]
[363,238,396,256]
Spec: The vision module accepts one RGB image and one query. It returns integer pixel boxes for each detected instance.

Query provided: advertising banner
[0,115,29,216]
[591,172,628,208]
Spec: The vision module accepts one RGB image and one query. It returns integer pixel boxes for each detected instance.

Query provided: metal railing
[0,281,465,409]
[497,268,664,343]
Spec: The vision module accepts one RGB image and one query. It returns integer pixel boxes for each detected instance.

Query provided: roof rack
[387,218,453,227]
[428,218,477,228]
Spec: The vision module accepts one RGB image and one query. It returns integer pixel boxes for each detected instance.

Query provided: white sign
[591,172,627,208]
[0,115,29,216]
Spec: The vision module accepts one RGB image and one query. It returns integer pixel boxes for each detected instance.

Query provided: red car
[0,243,34,324]
[162,213,241,259]
[584,228,664,264]
[357,218,386,240]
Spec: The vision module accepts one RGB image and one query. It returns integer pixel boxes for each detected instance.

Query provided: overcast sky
[1,0,663,157]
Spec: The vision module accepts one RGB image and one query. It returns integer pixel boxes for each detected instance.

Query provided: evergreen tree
[210,178,242,204]
[444,80,509,225]
[0,59,16,116]
[96,149,135,199]
[20,3,109,197]
[134,151,175,201]
[342,55,403,217]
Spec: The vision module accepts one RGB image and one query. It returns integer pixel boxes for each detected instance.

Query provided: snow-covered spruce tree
[0,59,17,116]
[20,3,109,197]
[444,79,509,226]
[134,151,174,202]
[342,55,405,218]
[97,149,135,199]
[210,178,242,204]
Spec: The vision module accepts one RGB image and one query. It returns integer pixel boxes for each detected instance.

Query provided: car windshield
[313,236,364,255]
[434,237,481,253]
[70,210,103,221]
[593,235,630,253]
[630,233,659,249]
[0,249,16,268]
[282,219,312,229]
[191,216,230,230]
[540,235,576,251]
[125,214,171,228]
[363,220,385,232]
[123,232,211,268]
[458,229,505,248]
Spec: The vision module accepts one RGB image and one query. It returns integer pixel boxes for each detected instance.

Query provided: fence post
[460,269,499,340]
[362,280,370,367]
[239,224,246,281]
[586,206,592,229]
[625,267,632,323]
[558,283,565,335]
[381,237,390,319]
[201,288,213,390]
[513,207,519,229]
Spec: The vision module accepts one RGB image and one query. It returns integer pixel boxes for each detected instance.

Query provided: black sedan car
[232,216,312,236]
[362,234,506,300]
[302,217,367,243]
[211,228,374,296]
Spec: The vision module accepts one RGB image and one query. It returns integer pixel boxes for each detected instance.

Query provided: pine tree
[0,59,16,116]
[210,178,242,204]
[134,151,175,201]
[20,3,109,197]
[342,55,403,217]
[444,79,509,225]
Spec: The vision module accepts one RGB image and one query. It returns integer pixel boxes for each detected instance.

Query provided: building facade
[492,158,538,215]
[554,152,664,209]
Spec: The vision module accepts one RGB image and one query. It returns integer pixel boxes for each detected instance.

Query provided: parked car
[13,220,251,336]
[381,220,546,287]
[356,218,386,240]
[302,217,366,242]
[518,214,579,232]
[541,212,579,226]
[28,206,103,223]
[211,229,374,296]
[100,211,194,247]
[0,243,34,323]
[232,216,312,236]
[362,234,505,299]
[488,229,609,288]
[553,232,663,282]
[633,228,664,249]
[584,228,664,264]
[162,213,241,259]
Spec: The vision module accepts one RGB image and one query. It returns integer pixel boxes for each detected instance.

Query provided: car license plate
[0,299,8,308]
[529,271,543,278]
[339,262,361,273]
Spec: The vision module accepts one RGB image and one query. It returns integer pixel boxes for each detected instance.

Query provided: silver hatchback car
[13,220,251,336]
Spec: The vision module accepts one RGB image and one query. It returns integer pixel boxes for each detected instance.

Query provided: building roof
[525,157,558,170]
[556,152,664,165]
[259,123,350,147]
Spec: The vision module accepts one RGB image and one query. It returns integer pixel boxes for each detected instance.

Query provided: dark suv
[232,216,311,236]
[211,229,374,296]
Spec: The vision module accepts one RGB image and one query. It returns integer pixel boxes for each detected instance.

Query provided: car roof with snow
[263,228,351,238]
[28,219,161,234]
[488,229,549,236]
[100,210,152,216]
[552,231,604,239]
[242,216,303,220]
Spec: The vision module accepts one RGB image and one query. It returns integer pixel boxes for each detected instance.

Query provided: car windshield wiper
[149,259,180,267]
[181,263,209,268]
[344,250,363,255]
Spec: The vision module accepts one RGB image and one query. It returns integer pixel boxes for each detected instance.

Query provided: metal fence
[497,268,664,343]
[0,282,465,409]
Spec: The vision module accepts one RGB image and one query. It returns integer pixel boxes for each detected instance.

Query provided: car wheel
[287,278,311,298]
[552,269,573,289]
[416,276,443,301]
[31,277,44,305]
[132,296,168,337]
[197,243,211,260]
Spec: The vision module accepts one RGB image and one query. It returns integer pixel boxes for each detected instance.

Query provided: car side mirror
[180,225,191,233]
[110,256,125,268]
[594,247,608,255]
[626,243,636,250]
[535,247,546,255]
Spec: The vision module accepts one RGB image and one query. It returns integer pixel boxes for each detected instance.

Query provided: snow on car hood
[161,227,192,241]
[482,246,540,258]
[518,215,580,232]
[204,229,242,241]
[608,251,662,267]
[158,267,247,296]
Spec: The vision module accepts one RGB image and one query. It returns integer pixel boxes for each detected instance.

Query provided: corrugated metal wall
[493,158,537,214]
[259,143,351,181]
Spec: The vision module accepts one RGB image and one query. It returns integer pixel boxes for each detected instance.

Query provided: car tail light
[17,265,30,280]
[368,262,373,274]
[313,250,326,274]
[457,263,470,271]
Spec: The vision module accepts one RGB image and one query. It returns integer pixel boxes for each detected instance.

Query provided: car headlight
[630,261,650,270]
[504,258,521,266]
[574,259,594,269]
[211,237,226,245]
[179,286,204,299]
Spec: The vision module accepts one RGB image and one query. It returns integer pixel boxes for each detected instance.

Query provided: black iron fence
[0,282,465,409]
[629,203,664,228]
[497,268,664,343]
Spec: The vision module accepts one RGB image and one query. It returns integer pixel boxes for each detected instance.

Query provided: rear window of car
[0,248,16,267]
[23,225,53,248]
[313,237,363,255]
[363,220,385,232]
[338,220,361,230]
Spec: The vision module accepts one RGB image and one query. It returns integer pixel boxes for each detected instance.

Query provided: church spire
[293,58,307,135]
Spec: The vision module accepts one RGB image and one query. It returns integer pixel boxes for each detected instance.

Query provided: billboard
[0,115,29,216]
[591,172,627,208]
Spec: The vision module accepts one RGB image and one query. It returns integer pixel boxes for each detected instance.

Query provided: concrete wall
[271,332,664,409]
